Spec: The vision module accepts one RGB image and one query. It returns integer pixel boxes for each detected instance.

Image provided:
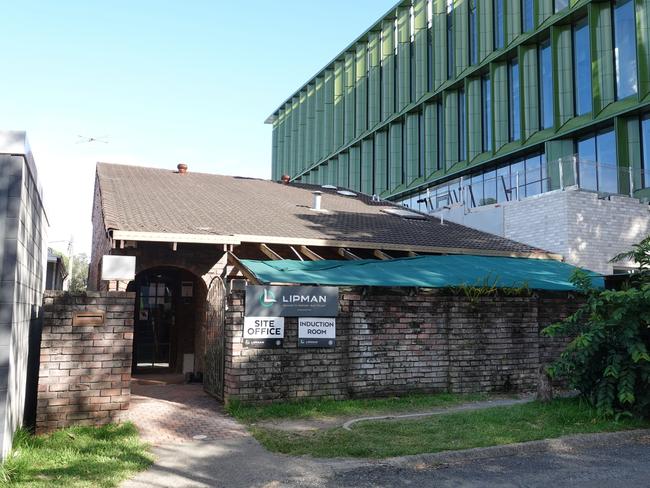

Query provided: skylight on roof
[337,190,357,197]
[381,208,427,220]
[322,185,337,190]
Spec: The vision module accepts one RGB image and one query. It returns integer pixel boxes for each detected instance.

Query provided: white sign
[101,255,136,281]
[243,316,285,348]
[298,317,336,348]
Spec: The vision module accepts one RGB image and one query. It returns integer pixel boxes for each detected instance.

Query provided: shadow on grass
[3,423,152,488]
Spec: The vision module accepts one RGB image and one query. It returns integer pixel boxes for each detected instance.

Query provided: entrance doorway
[132,267,206,375]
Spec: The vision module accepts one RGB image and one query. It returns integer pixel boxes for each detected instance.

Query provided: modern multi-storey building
[266,0,650,274]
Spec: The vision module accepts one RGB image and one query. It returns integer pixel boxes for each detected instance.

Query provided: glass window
[524,155,542,197]
[509,59,521,141]
[494,0,504,49]
[555,0,569,13]
[447,0,454,79]
[541,153,548,192]
[419,111,425,177]
[427,29,433,91]
[483,169,497,204]
[510,160,524,200]
[469,0,478,65]
[577,135,598,191]
[614,0,638,100]
[573,19,592,116]
[639,117,650,188]
[437,101,444,170]
[497,165,510,202]
[522,0,534,32]
[482,75,492,151]
[459,89,466,160]
[471,173,484,207]
[539,40,553,129]
[597,130,618,193]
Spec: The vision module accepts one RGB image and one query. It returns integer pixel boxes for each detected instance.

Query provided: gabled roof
[95,162,553,258]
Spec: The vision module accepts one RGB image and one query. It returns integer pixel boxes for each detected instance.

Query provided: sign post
[244,286,339,349]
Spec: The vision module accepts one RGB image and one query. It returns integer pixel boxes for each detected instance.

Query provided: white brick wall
[439,187,650,275]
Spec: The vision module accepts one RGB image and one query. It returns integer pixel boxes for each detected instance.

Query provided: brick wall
[223,288,581,404]
[36,291,135,433]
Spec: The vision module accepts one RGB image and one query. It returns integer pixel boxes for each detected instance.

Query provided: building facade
[267,0,650,213]
[0,132,47,457]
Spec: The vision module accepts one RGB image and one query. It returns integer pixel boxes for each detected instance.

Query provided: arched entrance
[130,267,207,375]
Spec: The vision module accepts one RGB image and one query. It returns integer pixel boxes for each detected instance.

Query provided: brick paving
[122,382,249,445]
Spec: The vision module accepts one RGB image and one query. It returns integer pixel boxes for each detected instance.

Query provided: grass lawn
[250,397,650,459]
[0,423,152,487]
[227,392,490,423]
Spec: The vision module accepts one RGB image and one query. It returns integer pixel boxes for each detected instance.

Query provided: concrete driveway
[121,384,650,488]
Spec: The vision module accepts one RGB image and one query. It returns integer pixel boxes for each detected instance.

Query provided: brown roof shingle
[95,162,551,256]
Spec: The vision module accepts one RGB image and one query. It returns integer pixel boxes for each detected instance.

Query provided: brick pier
[36,291,135,433]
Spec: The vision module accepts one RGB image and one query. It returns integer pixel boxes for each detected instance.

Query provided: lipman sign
[245,286,339,317]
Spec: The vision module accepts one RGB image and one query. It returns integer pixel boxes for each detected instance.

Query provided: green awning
[239,255,604,291]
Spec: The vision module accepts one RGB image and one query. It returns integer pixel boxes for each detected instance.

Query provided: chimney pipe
[177,163,188,174]
[312,191,322,211]
[281,174,291,184]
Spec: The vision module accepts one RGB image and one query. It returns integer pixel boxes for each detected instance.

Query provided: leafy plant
[543,240,650,418]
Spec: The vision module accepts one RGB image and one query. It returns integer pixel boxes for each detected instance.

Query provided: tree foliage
[68,253,89,292]
[543,238,650,418]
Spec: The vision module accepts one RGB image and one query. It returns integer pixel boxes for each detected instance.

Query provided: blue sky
[1,0,396,254]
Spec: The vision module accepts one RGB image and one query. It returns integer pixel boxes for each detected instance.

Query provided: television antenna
[76,135,109,144]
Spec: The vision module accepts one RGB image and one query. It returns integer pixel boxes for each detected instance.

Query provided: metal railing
[405,155,650,214]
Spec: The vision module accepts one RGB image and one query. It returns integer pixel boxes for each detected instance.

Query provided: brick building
[88,161,595,403]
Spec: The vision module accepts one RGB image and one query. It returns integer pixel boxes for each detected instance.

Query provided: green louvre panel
[349,144,361,191]
[621,116,643,194]
[338,150,350,188]
[591,2,615,114]
[639,0,650,98]
[290,98,299,176]
[368,31,381,128]
[323,69,334,157]
[297,91,307,173]
[355,42,368,138]
[271,124,279,180]
[467,78,481,160]
[333,60,345,149]
[280,105,291,176]
[397,6,411,111]
[492,62,509,151]
[454,0,469,77]
[413,0,428,100]
[521,45,540,140]
[545,139,575,189]
[444,90,458,169]
[553,25,574,126]
[306,84,316,166]
[506,0,521,46]
[314,77,325,162]
[374,130,388,194]
[432,0,447,89]
[344,52,356,144]
[381,19,396,120]
[478,0,494,61]
[274,115,283,178]
[328,157,339,186]
[361,138,374,194]
[319,162,329,185]
[406,113,419,184]
[538,0,553,26]
[424,101,439,176]
[389,122,403,190]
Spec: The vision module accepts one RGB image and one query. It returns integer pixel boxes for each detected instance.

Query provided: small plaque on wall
[72,311,105,326]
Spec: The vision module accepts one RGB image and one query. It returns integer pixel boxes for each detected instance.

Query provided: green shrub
[543,238,650,418]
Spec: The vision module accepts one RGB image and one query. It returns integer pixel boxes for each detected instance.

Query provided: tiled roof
[95,162,550,256]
